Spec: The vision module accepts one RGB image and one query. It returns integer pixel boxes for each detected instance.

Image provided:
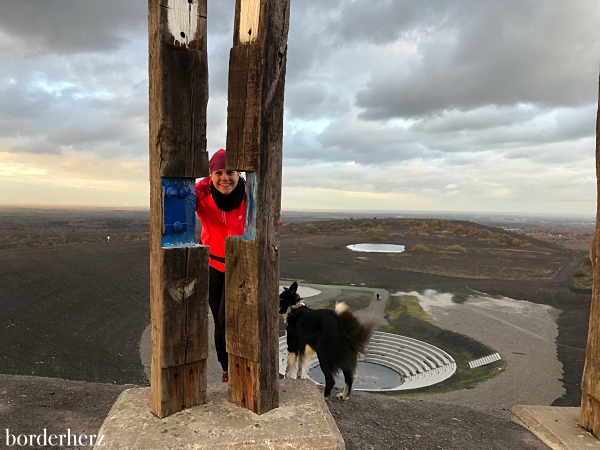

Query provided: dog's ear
[289,282,298,295]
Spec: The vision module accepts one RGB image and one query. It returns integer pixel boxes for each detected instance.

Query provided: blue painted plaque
[161,177,198,247]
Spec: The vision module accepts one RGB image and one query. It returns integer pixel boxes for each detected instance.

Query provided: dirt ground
[0,217,592,448]
[282,218,571,281]
[280,218,590,407]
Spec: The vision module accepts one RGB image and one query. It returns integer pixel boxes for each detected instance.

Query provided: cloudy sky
[0,0,598,214]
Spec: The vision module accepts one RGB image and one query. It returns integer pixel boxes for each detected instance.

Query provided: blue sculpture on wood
[161,177,198,247]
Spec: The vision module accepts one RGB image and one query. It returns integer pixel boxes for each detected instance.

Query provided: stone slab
[512,405,600,450]
[94,379,344,449]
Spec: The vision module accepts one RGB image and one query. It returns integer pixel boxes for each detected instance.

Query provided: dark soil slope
[0,241,149,384]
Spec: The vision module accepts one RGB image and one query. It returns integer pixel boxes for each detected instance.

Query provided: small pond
[346,243,405,253]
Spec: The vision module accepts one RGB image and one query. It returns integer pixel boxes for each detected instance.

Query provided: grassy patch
[386,295,431,322]
[573,257,593,290]
[444,245,467,253]
[337,292,372,311]
[379,313,504,397]
[410,243,431,253]
[529,270,552,279]
[451,294,470,304]
[389,252,411,258]
[315,301,334,310]
[359,221,377,228]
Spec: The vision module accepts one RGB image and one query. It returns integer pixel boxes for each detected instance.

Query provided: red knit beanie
[209,149,227,173]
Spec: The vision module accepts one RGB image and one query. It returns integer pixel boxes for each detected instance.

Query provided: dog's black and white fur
[279,282,375,400]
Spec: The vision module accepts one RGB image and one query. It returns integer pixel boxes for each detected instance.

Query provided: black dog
[279,282,375,400]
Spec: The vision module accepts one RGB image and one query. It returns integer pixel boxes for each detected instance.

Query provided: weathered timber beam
[581,74,600,436]
[149,0,210,419]
[149,0,209,178]
[224,0,290,415]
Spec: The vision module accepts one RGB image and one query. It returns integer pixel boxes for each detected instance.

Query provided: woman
[195,149,246,382]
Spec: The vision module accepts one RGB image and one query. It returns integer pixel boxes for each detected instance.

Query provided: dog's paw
[335,392,349,401]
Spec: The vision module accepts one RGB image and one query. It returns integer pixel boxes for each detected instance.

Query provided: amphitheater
[279,331,457,391]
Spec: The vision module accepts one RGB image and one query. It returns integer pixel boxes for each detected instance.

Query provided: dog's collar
[291,302,305,310]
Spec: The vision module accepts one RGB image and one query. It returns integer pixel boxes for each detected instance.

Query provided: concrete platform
[94,379,344,449]
[512,405,600,449]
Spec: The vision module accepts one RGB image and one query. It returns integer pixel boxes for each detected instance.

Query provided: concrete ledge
[511,405,600,450]
[94,379,344,449]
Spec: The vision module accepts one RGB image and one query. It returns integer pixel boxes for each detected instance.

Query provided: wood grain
[580,74,600,435]
[150,246,209,418]
[151,359,207,418]
[224,0,290,414]
[225,238,259,361]
[149,0,209,178]
[149,0,210,419]
[228,354,260,413]
[239,0,261,44]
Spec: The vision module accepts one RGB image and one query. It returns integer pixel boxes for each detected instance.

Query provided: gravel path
[406,289,565,408]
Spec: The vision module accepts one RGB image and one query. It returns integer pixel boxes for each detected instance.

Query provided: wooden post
[224,0,291,414]
[581,74,600,435]
[148,0,210,419]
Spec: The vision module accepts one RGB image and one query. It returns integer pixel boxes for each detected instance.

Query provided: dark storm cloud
[0,0,149,157]
[411,107,540,134]
[0,65,147,155]
[0,0,146,54]
[0,0,595,212]
[285,82,351,119]
[351,0,600,119]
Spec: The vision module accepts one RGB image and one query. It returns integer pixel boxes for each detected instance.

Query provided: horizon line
[0,204,595,218]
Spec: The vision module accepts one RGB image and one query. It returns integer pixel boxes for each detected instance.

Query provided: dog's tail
[335,302,376,355]
[334,302,350,315]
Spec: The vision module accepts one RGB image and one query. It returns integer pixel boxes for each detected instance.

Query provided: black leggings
[209,266,227,372]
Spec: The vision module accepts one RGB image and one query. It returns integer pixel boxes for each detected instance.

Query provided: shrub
[444,245,467,253]
[303,223,319,233]
[370,235,385,242]
[410,243,431,253]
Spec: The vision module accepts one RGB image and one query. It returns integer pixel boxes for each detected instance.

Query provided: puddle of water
[393,289,558,318]
[347,243,405,253]
[309,362,402,390]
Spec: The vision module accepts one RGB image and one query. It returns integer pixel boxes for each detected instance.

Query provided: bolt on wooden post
[148,0,210,419]
[581,74,600,436]
[224,0,291,415]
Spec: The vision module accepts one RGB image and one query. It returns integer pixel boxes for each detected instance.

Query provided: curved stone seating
[279,331,456,391]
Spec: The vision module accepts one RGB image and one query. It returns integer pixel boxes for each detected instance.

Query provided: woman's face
[210,169,240,195]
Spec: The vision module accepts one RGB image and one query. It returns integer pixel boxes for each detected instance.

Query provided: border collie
[279,282,375,400]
